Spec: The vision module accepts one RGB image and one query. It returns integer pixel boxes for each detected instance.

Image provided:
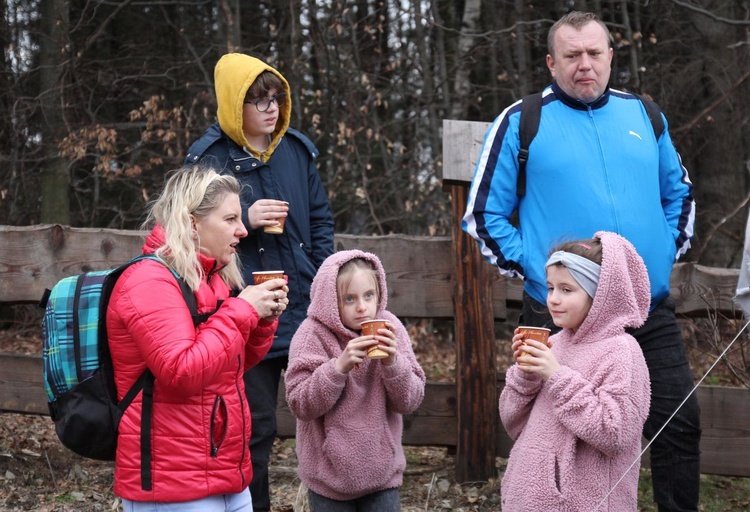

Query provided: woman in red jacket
[107,166,288,511]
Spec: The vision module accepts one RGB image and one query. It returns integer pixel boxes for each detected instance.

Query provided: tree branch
[672,0,750,25]
[696,190,750,262]
[76,0,136,59]
[672,69,750,138]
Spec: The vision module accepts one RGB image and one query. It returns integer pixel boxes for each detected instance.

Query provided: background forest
[1,0,749,268]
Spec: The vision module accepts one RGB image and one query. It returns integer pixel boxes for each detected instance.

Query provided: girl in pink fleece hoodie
[285,250,425,511]
[500,231,651,511]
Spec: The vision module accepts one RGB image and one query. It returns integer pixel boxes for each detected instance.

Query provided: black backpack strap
[175,277,217,325]
[176,277,200,322]
[118,370,148,412]
[139,370,155,490]
[637,95,665,140]
[71,274,87,383]
[39,288,51,309]
[517,92,543,198]
[135,254,216,324]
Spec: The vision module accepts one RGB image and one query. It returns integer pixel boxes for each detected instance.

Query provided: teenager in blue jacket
[184,53,334,512]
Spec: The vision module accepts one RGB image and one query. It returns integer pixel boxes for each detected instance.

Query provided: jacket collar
[197,251,221,276]
[551,81,610,111]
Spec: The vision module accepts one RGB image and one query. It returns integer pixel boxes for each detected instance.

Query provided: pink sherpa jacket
[499,231,652,511]
[285,250,426,501]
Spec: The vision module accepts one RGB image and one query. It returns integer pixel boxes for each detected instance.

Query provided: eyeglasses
[244,92,286,112]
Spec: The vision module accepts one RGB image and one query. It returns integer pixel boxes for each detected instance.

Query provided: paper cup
[360,319,389,359]
[517,326,551,366]
[264,202,289,234]
[252,270,284,285]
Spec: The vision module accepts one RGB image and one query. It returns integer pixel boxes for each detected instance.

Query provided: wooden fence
[1,224,750,479]
[2,120,749,480]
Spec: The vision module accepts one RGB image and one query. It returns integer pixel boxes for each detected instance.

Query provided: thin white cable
[593,318,750,511]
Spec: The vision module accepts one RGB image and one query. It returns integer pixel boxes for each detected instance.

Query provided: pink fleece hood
[572,231,651,342]
[307,249,389,338]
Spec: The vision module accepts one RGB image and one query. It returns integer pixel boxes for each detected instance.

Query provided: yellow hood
[214,53,291,160]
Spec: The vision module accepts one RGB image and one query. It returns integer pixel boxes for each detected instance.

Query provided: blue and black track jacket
[462,82,695,309]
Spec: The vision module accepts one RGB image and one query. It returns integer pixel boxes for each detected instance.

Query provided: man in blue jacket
[463,12,699,511]
[185,53,334,512]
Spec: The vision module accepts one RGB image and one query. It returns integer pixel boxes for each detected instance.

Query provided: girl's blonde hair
[143,165,245,291]
[336,258,380,311]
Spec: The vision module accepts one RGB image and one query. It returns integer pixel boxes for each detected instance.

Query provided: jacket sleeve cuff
[325,359,349,385]
[382,356,406,378]
[255,317,278,334]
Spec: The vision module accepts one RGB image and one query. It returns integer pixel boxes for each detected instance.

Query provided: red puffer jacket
[107,226,276,502]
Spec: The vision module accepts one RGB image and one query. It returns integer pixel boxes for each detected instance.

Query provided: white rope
[592,318,750,511]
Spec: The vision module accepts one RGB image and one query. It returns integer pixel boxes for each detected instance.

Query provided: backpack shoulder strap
[637,95,665,141]
[132,254,210,325]
[517,92,544,198]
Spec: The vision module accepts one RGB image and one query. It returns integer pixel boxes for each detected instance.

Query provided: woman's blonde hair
[143,165,245,291]
[336,258,380,311]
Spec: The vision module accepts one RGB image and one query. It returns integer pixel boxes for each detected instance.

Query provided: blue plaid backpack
[40,254,204,477]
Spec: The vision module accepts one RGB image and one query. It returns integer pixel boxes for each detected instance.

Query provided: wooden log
[332,234,501,319]
[1,225,739,317]
[3,352,750,477]
[0,225,144,303]
[669,262,743,317]
[450,183,498,482]
[276,380,464,447]
[0,353,47,414]
[0,225,509,319]
[503,261,742,317]
[0,351,499,449]
[696,385,750,477]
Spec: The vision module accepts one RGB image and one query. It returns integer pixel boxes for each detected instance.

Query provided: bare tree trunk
[449,0,481,119]
[514,0,530,96]
[618,0,640,90]
[39,0,70,224]
[429,0,450,114]
[217,0,240,52]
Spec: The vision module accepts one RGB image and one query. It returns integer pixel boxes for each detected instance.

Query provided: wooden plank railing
[2,120,747,481]
[1,224,749,477]
[0,224,513,481]
[4,353,750,477]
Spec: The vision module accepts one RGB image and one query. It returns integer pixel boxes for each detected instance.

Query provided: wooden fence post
[450,183,498,482]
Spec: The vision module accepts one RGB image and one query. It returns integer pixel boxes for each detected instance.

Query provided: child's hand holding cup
[360,319,391,359]
[515,326,551,366]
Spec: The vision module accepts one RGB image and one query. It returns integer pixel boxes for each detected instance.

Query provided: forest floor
[2,309,750,511]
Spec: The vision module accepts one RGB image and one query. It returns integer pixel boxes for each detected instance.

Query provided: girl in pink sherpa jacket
[285,249,425,510]
[500,231,651,511]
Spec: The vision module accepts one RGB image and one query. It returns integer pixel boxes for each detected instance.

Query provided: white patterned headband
[545,251,601,298]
